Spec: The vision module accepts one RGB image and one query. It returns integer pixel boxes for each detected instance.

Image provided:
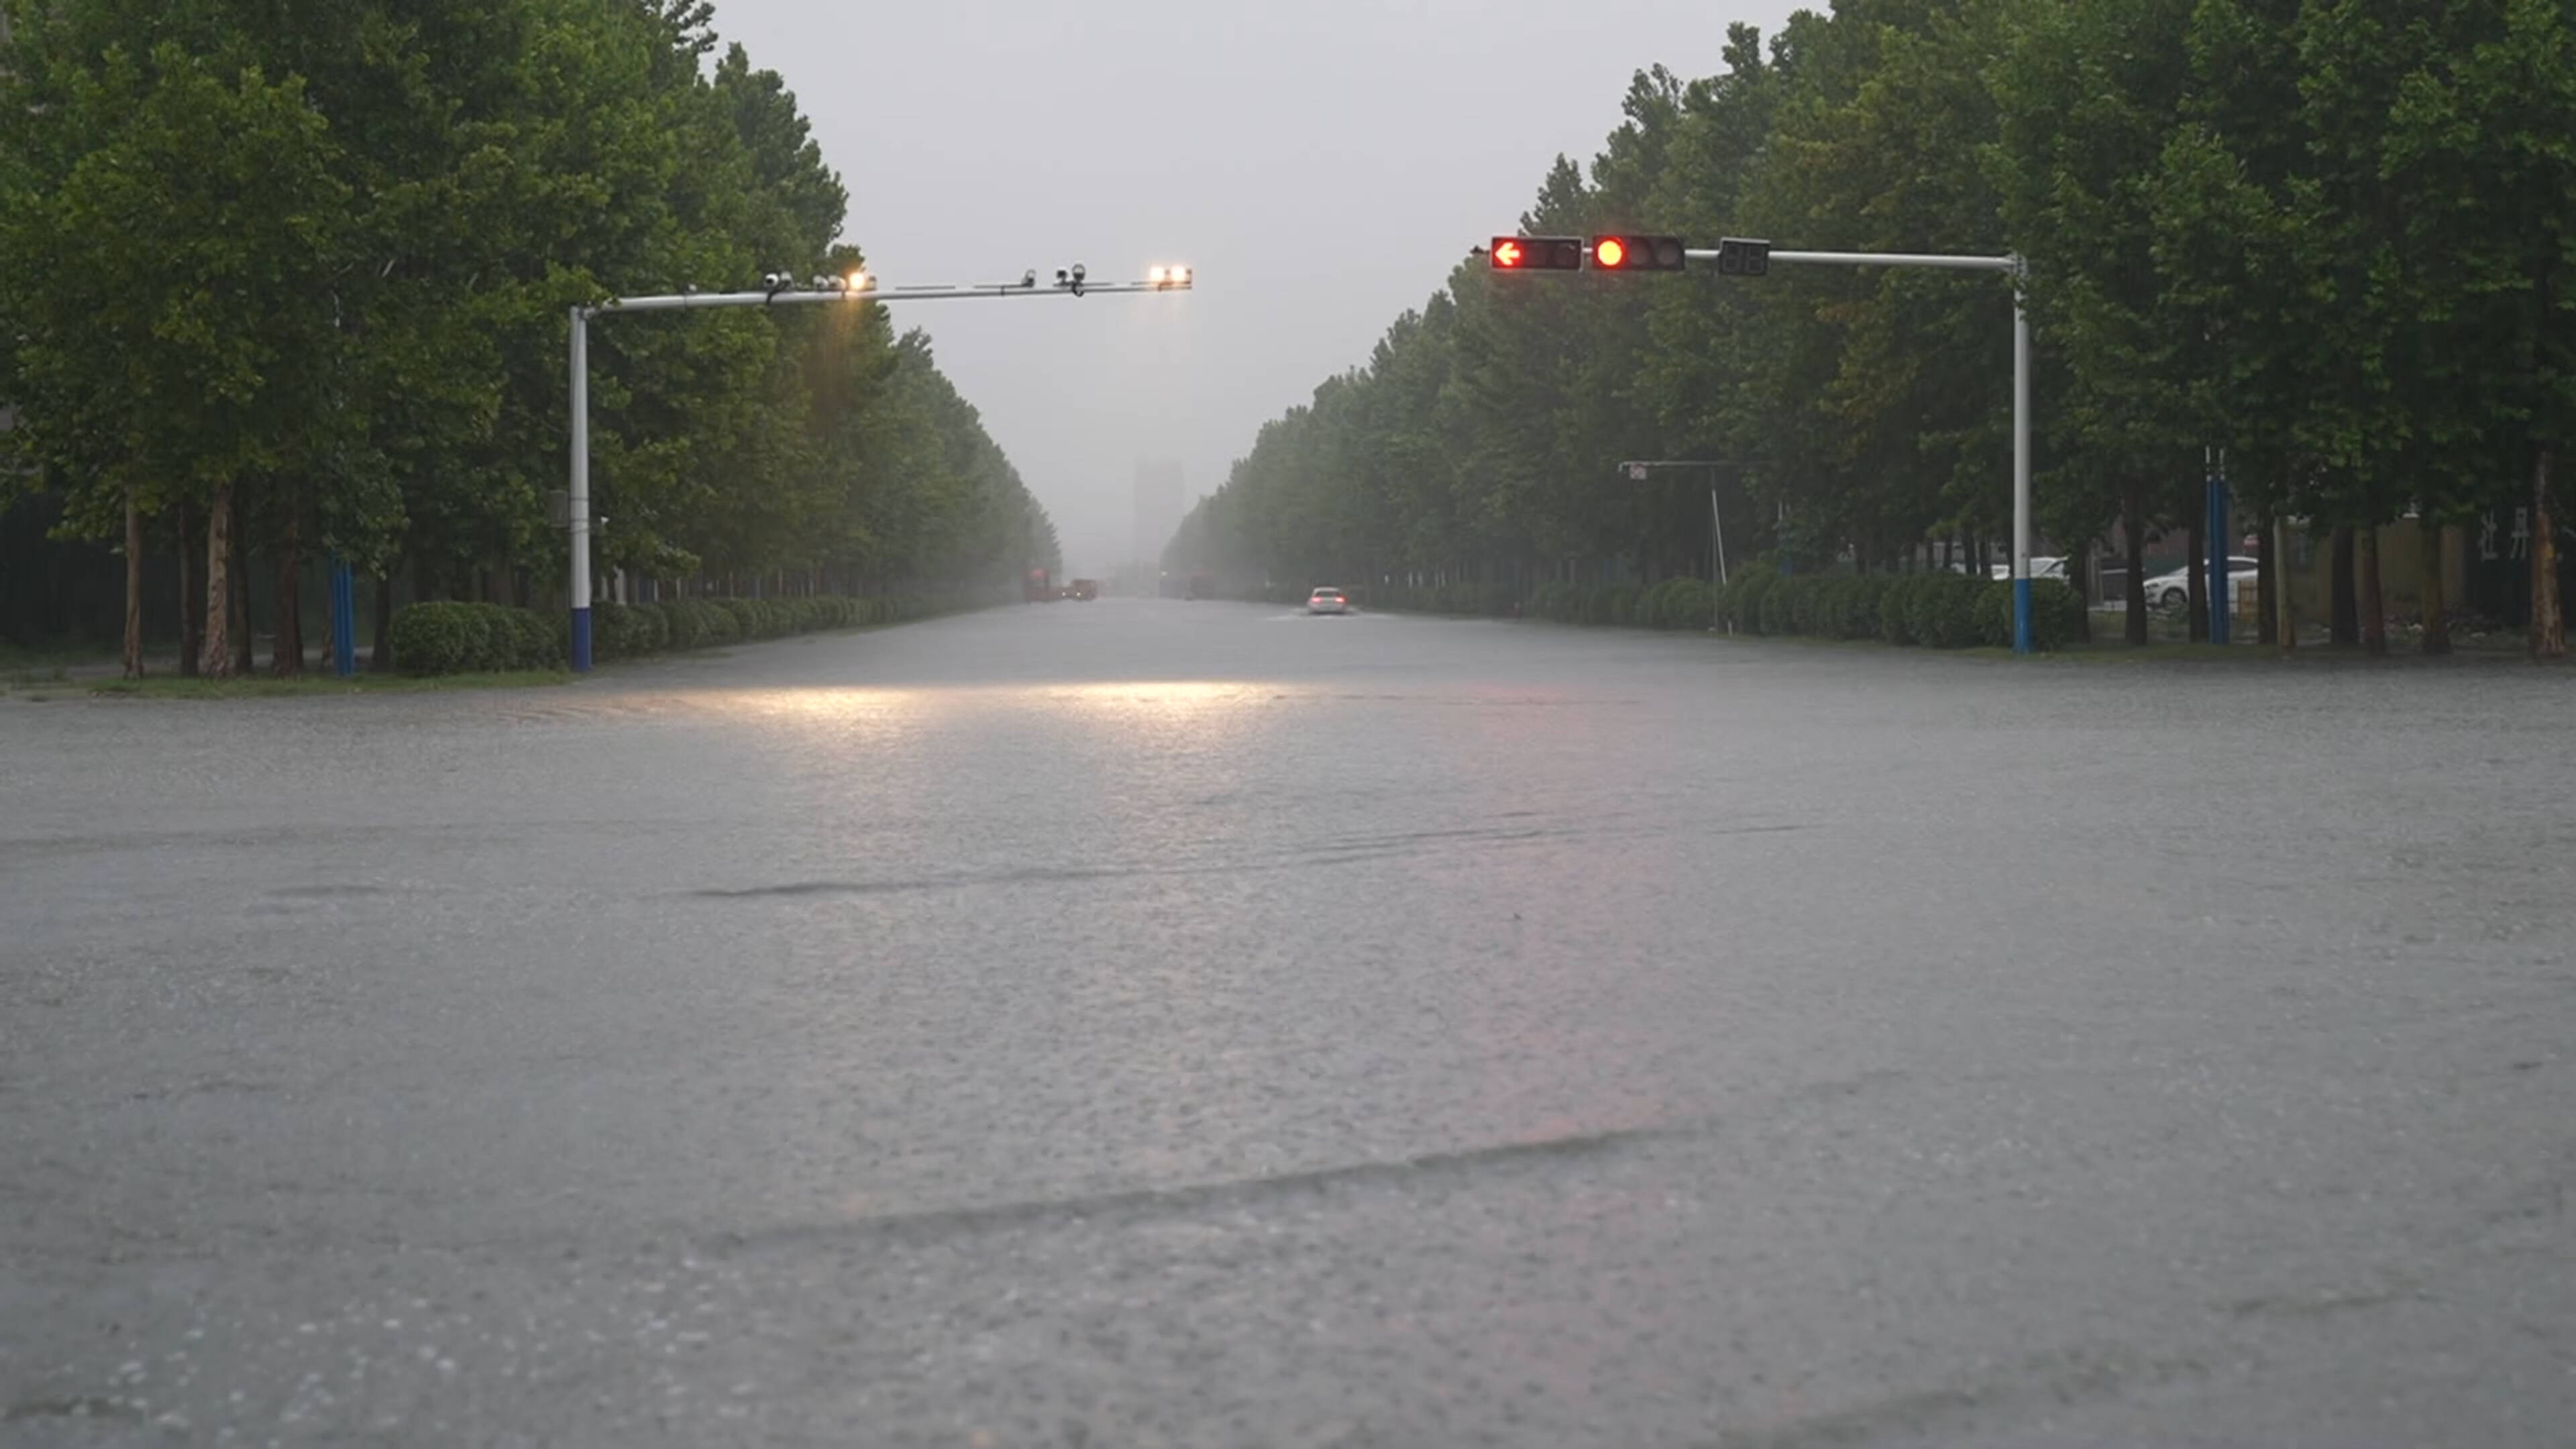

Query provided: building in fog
[1132,459,1184,567]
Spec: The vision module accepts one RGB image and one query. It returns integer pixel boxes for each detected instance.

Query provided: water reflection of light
[1028,680,1287,737]
[678,680,1297,777]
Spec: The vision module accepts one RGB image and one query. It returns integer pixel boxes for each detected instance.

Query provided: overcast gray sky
[712,0,1803,575]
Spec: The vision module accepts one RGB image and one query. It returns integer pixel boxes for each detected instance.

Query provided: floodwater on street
[3,598,2571,1446]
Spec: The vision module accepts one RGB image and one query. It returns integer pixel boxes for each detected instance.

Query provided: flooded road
[5,599,2572,1445]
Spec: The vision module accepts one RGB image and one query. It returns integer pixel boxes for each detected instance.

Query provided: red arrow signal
[1495,239,1523,268]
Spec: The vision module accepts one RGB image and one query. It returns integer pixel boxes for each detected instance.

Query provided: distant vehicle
[2143,556,2258,613]
[1987,557,2069,582]
[1186,573,1213,600]
[1306,586,1349,614]
[1024,568,1054,603]
[1068,578,1099,601]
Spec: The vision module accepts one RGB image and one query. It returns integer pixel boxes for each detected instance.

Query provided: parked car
[1306,586,1349,615]
[2141,556,2259,613]
[1986,556,2069,582]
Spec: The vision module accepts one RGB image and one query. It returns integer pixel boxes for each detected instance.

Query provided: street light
[1621,460,1733,590]
[1513,229,2032,651]
[564,262,1197,672]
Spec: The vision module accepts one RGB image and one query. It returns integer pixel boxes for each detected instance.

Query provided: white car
[2143,556,2258,613]
[1305,586,1350,615]
[1987,557,2069,582]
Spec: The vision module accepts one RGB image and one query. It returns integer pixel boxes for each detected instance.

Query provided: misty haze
[5,1,2574,1446]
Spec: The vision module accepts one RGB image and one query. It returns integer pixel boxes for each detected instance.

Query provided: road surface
[3,599,2571,1445]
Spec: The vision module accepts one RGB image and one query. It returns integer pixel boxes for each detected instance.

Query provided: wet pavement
[3,598,2571,1446]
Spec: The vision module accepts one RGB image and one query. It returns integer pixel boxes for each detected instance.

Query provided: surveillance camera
[1071,263,1087,282]
[1055,268,1071,286]
[812,274,832,290]
[1022,270,1038,288]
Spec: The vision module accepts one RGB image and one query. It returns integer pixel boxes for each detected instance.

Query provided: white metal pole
[559,272,1189,674]
[568,305,593,672]
[1711,484,1729,588]
[559,307,590,675]
[1686,244,2030,647]
[2012,262,2033,655]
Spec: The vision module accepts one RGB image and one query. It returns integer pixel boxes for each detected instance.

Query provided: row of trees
[1168,0,2575,656]
[0,0,1061,676]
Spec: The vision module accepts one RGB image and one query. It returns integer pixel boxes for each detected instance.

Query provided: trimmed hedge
[1202,568,2089,653]
[1509,562,2085,652]
[386,601,565,674]
[1351,582,1521,616]
[389,592,959,675]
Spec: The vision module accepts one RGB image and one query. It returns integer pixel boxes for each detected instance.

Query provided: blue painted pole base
[329,555,358,678]
[2013,577,2034,655]
[570,606,594,673]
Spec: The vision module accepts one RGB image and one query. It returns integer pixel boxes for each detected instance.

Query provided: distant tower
[1132,459,1184,565]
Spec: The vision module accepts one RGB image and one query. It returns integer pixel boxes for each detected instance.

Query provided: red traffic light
[1591,235,1686,271]
[1490,235,1583,271]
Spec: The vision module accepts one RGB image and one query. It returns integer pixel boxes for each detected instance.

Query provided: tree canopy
[1171,0,2576,655]
[0,0,1061,674]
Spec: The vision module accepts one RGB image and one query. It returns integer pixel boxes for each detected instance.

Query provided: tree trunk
[372,572,395,673]
[231,519,254,676]
[177,503,201,677]
[2123,482,2149,646]
[2186,506,2209,643]
[2330,525,2358,646]
[2420,514,2450,655]
[200,481,235,678]
[270,519,304,677]
[2359,523,2386,655]
[2534,445,2564,659]
[122,492,145,679]
[2256,513,2279,646]
[2070,547,2093,643]
[2275,513,2298,653]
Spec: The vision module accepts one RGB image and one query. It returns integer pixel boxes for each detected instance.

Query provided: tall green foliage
[0,0,1060,669]
[1175,0,2570,653]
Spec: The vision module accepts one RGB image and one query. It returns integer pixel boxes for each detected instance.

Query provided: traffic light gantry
[1481,227,2034,655]
[1483,235,1748,273]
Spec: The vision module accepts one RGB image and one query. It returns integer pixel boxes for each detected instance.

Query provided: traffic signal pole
[1690,246,2034,655]
[564,270,1190,672]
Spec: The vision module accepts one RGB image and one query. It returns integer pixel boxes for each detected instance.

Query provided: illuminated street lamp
[563,262,1195,671]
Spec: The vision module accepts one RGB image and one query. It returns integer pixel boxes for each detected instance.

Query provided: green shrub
[384,592,961,674]
[389,602,470,676]
[1978,580,2016,648]
[1904,573,1987,648]
[659,600,703,651]
[2031,578,2086,649]
[476,604,524,668]
[1654,578,1712,630]
[1761,573,1815,636]
[1674,578,1715,629]
[1876,576,1919,644]
[387,601,560,675]
[505,606,562,667]
[1720,562,1778,633]
[1977,577,2088,650]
